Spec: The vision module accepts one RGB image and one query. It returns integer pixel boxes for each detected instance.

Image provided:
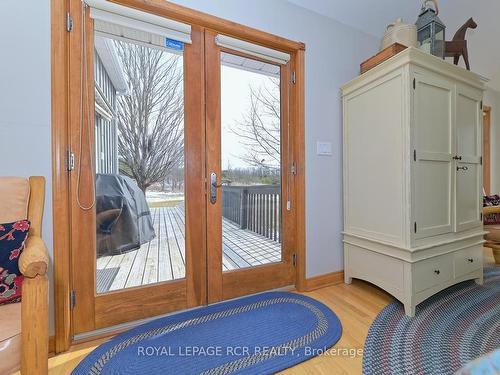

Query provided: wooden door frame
[205,39,297,301]
[51,0,72,353]
[51,0,306,353]
[483,105,491,195]
[66,2,207,335]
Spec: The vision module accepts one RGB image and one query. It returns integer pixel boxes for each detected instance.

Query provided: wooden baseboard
[304,270,344,291]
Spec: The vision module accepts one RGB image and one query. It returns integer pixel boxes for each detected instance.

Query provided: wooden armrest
[19,236,49,278]
[483,206,500,215]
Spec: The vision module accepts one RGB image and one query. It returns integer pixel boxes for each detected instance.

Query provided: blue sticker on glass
[166,38,184,51]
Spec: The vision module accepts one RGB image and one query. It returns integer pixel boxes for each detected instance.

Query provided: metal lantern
[415,0,446,58]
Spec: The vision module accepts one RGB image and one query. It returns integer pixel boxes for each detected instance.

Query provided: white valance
[86,0,192,45]
[215,35,290,65]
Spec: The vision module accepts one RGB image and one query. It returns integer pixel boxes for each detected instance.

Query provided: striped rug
[72,292,342,374]
[363,267,500,375]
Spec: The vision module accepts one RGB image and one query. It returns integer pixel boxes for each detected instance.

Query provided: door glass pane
[220,52,282,271]
[94,32,185,294]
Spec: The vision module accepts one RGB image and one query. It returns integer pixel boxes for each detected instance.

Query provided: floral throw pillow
[0,220,30,306]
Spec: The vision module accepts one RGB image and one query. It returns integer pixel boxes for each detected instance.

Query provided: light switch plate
[317,141,332,156]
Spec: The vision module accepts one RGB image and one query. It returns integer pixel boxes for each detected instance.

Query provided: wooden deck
[96,205,281,293]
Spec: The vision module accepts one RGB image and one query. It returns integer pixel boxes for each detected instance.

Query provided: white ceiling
[288,0,500,91]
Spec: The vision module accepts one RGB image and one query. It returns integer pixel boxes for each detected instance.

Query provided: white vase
[381,18,418,50]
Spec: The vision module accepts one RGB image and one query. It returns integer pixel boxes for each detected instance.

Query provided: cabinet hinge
[413,149,417,161]
[480,212,483,220]
[414,222,417,233]
[413,78,416,90]
[67,150,75,171]
[291,71,296,85]
[66,13,73,32]
[292,254,297,267]
[480,100,483,110]
[70,290,76,310]
[291,161,297,176]
[480,156,483,165]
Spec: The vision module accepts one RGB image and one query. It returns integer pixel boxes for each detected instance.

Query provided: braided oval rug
[363,267,500,375]
[72,292,342,375]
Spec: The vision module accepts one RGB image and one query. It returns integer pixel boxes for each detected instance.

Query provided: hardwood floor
[43,280,390,375]
[42,248,496,375]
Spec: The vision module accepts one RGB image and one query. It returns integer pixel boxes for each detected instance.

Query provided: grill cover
[96,174,155,257]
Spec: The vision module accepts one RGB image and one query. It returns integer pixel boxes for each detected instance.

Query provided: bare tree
[231,78,281,171]
[115,41,184,193]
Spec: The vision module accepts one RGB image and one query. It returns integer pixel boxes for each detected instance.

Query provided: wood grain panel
[51,0,72,353]
[305,271,344,291]
[294,50,306,292]
[205,29,223,304]
[360,43,407,74]
[184,26,207,308]
[21,275,49,375]
[95,281,187,328]
[280,63,295,273]
[69,1,97,334]
[222,263,293,301]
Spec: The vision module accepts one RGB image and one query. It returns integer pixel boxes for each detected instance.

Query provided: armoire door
[455,83,483,232]
[413,73,455,239]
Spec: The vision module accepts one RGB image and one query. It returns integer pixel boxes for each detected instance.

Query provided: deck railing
[222,185,281,243]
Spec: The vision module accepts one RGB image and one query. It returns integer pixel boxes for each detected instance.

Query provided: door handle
[210,172,222,204]
[457,166,469,171]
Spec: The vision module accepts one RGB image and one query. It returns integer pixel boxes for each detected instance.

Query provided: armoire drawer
[453,246,482,278]
[413,254,453,293]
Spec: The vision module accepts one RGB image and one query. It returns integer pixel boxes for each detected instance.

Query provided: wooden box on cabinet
[360,43,407,74]
[342,47,487,316]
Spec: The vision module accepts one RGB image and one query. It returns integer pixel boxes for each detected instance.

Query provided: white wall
[484,88,500,193]
[0,0,54,333]
[170,0,378,276]
[0,0,378,334]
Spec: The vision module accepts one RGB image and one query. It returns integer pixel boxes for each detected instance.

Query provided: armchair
[0,177,49,374]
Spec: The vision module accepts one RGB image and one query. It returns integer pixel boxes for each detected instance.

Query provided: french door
[69,1,297,336]
[205,31,296,303]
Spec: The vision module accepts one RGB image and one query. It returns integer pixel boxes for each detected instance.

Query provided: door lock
[452,155,462,160]
[210,172,222,204]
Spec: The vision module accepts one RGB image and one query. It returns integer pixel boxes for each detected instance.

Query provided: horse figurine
[444,18,477,70]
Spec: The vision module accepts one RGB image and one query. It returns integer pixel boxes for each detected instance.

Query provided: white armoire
[342,47,487,316]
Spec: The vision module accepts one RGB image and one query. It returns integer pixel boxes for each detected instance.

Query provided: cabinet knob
[434,269,440,275]
[468,258,474,263]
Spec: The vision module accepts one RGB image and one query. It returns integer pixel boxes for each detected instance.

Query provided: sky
[221,64,280,170]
